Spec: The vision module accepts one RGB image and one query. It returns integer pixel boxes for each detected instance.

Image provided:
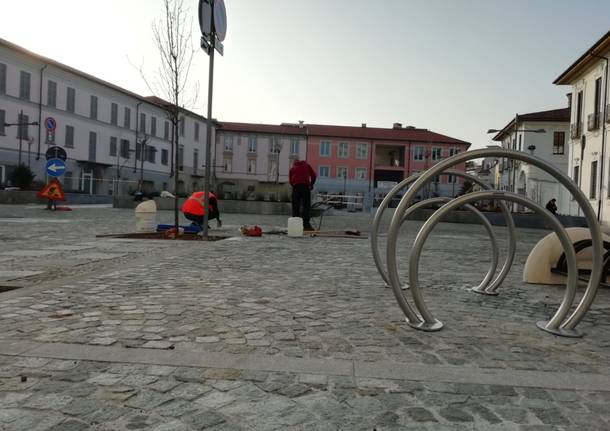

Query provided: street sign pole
[202,20,215,239]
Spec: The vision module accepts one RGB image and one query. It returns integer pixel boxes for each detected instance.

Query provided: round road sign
[213,0,227,42]
[45,146,67,162]
[45,117,57,132]
[198,0,212,37]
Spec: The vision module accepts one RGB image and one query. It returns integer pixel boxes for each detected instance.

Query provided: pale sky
[2,0,609,148]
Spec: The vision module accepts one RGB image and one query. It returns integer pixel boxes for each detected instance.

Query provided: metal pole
[18,110,23,165]
[202,31,216,239]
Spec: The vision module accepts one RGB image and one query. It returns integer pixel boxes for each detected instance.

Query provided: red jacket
[289,160,317,187]
[181,191,217,216]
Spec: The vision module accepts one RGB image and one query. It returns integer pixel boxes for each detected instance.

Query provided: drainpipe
[590,52,609,222]
[37,64,47,160]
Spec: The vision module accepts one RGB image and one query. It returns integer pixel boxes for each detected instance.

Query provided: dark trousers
[292,184,312,228]
[184,208,220,226]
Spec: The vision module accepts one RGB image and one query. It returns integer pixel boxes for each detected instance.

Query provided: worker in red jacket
[181,191,222,228]
[289,158,317,231]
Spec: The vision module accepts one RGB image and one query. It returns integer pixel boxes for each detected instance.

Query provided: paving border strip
[2,339,610,392]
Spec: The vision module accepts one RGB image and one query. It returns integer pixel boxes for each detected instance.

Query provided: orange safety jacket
[181,191,217,216]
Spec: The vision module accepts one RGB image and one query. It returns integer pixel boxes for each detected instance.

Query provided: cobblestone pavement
[0,204,609,430]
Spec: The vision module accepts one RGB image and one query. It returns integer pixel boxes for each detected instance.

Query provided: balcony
[587,112,601,131]
[570,123,582,139]
[375,146,404,169]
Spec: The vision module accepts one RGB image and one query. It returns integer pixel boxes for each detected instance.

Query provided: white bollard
[134,200,157,233]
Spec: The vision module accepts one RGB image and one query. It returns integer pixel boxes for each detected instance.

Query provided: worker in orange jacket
[181,191,222,228]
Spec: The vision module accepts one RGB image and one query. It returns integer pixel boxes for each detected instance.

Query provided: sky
[2,0,609,149]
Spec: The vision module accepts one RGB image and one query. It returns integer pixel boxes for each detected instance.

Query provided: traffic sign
[37,178,65,201]
[45,117,57,132]
[213,0,227,42]
[198,0,212,37]
[46,158,66,177]
[45,146,67,162]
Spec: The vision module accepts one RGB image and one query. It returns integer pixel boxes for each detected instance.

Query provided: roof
[306,123,470,146]
[554,30,610,85]
[0,38,205,120]
[492,108,570,141]
[218,121,470,146]
[218,122,308,136]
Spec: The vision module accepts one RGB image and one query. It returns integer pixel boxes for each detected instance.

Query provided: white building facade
[492,109,571,214]
[554,31,610,227]
[0,38,212,196]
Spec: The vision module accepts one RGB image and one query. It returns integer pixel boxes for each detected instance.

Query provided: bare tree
[142,0,198,231]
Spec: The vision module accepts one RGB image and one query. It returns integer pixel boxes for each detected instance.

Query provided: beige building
[554,30,610,226]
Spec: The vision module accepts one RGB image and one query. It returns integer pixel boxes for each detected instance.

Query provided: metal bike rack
[382,148,603,337]
[371,170,516,295]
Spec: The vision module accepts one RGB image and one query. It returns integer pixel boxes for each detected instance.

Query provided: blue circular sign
[45,117,56,132]
[46,158,66,177]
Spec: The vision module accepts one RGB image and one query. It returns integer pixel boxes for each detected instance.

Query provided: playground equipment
[372,148,603,338]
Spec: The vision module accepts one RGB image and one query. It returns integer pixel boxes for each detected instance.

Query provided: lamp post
[2,110,39,165]
[487,118,545,211]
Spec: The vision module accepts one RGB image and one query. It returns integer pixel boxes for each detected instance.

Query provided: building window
[337,167,348,179]
[111,103,118,125]
[161,149,169,165]
[193,149,198,174]
[431,147,442,160]
[223,158,232,173]
[47,81,57,107]
[319,166,330,177]
[414,146,424,161]
[247,159,256,174]
[164,121,170,140]
[518,135,522,151]
[17,113,29,140]
[447,174,457,183]
[19,71,31,100]
[194,122,199,141]
[338,142,349,158]
[178,145,184,170]
[90,95,98,120]
[355,167,367,180]
[109,137,117,156]
[151,117,157,137]
[88,132,97,161]
[148,146,156,163]
[65,125,74,148]
[290,138,300,155]
[224,135,233,152]
[553,131,565,155]
[67,87,75,113]
[590,161,598,199]
[320,141,331,157]
[595,77,602,117]
[139,113,146,134]
[573,165,579,186]
[124,107,131,129]
[268,159,278,178]
[270,136,281,154]
[0,63,6,94]
[356,143,368,159]
[179,116,185,137]
[248,136,257,153]
[0,110,5,135]
[120,139,130,158]
[449,148,460,157]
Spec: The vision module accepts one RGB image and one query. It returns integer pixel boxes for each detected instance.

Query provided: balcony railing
[570,123,582,139]
[587,112,601,131]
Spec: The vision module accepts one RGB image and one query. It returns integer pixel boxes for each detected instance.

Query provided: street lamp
[487,118,545,211]
[2,110,39,166]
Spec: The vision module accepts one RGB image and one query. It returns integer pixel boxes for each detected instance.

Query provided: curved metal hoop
[407,191,581,337]
[398,197,500,293]
[371,170,516,294]
[385,148,603,335]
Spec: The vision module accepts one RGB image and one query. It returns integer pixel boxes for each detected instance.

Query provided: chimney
[298,120,304,128]
[361,123,367,128]
[392,122,402,129]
